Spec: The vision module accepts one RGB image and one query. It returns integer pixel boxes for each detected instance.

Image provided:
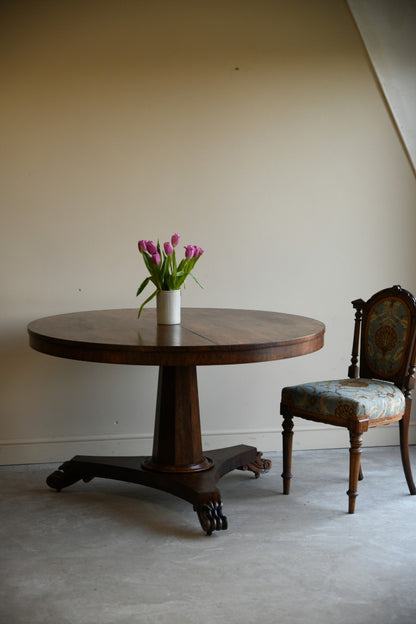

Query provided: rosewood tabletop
[28,308,325,534]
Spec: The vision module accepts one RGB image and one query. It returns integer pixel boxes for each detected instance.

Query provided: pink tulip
[146,240,158,255]
[164,241,173,256]
[185,245,194,259]
[151,252,161,265]
[138,240,147,253]
[196,247,204,256]
[171,233,180,247]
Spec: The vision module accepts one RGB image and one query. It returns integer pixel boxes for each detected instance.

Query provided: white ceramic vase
[156,290,181,325]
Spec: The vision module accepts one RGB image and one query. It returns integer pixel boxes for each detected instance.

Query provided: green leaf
[136,277,151,296]
[137,288,159,318]
[190,272,204,289]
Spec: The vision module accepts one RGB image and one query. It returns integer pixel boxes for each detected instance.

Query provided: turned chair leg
[399,411,416,495]
[281,413,294,495]
[347,431,363,514]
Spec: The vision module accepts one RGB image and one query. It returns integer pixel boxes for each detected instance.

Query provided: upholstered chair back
[357,286,416,393]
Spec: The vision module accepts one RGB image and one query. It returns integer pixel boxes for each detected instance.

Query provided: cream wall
[1,0,416,465]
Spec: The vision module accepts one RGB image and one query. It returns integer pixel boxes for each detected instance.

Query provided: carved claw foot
[46,462,92,491]
[194,501,228,535]
[239,451,272,478]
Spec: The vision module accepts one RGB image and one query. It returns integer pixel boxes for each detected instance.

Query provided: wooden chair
[280,285,416,513]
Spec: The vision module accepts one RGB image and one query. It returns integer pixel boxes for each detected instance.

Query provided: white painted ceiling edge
[347,0,416,175]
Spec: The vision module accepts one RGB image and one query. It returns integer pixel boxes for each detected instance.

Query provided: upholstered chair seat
[282,378,405,423]
[280,285,416,514]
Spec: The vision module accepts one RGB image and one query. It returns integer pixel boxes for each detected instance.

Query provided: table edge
[28,307,325,366]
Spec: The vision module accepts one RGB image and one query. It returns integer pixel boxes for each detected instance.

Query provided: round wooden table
[28,308,325,534]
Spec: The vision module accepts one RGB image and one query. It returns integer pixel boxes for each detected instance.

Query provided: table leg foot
[46,461,93,492]
[194,501,228,535]
[238,451,272,478]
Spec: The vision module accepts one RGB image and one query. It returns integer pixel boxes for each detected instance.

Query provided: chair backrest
[350,285,416,394]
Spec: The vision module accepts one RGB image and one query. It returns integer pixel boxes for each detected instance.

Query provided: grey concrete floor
[1,446,416,624]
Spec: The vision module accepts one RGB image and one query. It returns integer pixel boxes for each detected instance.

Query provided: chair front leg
[347,430,363,514]
[281,411,294,495]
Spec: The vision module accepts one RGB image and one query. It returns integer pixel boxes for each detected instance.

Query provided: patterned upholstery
[365,297,410,377]
[281,378,405,422]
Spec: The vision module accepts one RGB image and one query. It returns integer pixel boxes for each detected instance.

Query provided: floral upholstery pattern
[365,298,410,377]
[281,378,405,422]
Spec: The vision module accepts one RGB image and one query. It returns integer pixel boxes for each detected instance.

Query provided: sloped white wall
[1,0,416,464]
[348,0,416,173]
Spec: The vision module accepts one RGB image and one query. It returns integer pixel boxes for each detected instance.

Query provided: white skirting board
[0,422,414,466]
